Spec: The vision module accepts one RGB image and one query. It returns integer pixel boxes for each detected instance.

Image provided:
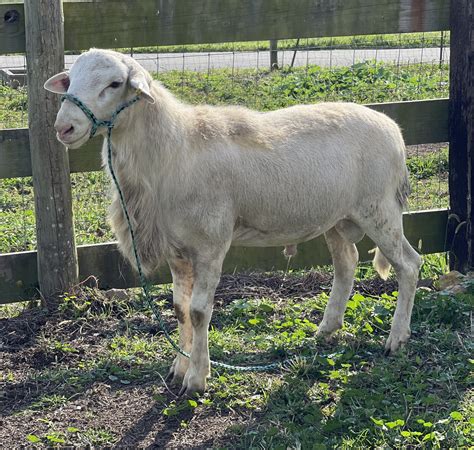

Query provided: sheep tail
[373,247,391,280]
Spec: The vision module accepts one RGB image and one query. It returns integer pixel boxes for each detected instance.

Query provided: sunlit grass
[0,61,449,253]
[2,281,471,447]
[124,32,449,54]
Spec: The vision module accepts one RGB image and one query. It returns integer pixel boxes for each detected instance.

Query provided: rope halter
[61,92,142,138]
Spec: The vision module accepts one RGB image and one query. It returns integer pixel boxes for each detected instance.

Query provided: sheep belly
[231,220,331,247]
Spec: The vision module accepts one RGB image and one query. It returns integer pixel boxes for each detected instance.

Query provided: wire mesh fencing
[0,55,34,253]
[0,32,450,254]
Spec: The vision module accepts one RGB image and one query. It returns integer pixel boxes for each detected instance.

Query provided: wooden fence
[0,0,471,303]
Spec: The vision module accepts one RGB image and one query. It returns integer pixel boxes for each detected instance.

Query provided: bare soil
[0,272,420,447]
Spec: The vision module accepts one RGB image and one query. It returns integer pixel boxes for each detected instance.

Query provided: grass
[0,33,466,450]
[121,32,449,54]
[155,61,449,109]
[0,60,449,253]
[0,275,472,447]
[407,147,449,180]
[0,60,449,130]
[0,84,28,129]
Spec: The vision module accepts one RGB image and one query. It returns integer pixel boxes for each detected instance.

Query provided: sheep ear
[44,71,70,93]
[129,70,155,104]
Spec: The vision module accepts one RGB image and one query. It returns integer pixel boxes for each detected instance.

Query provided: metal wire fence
[0,33,450,254]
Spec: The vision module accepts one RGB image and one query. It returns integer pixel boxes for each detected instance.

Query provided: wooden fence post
[24,0,78,299]
[448,0,474,273]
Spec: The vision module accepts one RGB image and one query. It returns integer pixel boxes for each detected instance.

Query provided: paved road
[0,47,449,74]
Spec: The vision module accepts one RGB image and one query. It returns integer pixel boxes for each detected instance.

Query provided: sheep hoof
[166,355,189,385]
[165,369,184,386]
[384,330,410,355]
[317,319,342,339]
[178,369,206,398]
[178,382,204,399]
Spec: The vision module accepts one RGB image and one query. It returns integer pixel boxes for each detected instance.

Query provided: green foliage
[31,394,68,411]
[407,147,449,180]
[26,434,41,443]
[163,399,198,416]
[156,61,448,110]
[0,177,36,252]
[0,60,449,253]
[3,281,472,448]
[204,289,471,448]
[77,428,116,446]
[419,253,449,279]
[412,288,473,327]
[0,85,28,128]
[24,427,115,447]
[122,32,449,54]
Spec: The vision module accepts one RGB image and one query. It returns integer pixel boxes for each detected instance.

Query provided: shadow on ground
[0,273,471,447]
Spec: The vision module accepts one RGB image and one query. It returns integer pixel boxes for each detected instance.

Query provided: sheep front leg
[167,258,194,385]
[179,258,223,397]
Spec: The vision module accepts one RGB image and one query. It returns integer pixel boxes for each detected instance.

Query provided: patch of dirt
[0,270,420,447]
[153,271,400,307]
[1,379,249,448]
[0,307,50,348]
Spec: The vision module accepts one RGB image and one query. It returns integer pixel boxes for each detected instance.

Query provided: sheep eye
[109,81,123,89]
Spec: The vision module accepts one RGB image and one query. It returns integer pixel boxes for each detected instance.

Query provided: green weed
[77,428,116,446]
[156,61,448,110]
[122,32,449,54]
[407,147,449,180]
[0,62,449,253]
[30,394,68,411]
[3,281,471,448]
[0,85,28,128]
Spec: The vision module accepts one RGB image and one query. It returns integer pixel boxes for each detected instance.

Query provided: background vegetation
[1,61,449,253]
[117,31,450,54]
[1,49,469,448]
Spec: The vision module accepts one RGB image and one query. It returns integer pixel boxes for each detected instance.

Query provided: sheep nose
[55,123,74,139]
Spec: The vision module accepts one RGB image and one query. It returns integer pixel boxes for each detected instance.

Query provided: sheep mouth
[57,129,90,149]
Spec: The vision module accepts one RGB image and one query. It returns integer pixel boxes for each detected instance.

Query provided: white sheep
[45,49,421,396]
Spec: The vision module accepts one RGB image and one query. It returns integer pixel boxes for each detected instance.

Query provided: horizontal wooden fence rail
[0,99,449,179]
[0,209,448,303]
[0,0,453,304]
[1,0,450,54]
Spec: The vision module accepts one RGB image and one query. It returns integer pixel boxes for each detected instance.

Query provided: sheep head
[44,48,154,149]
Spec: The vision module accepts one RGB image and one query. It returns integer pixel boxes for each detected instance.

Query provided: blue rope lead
[61,93,141,138]
[62,92,319,372]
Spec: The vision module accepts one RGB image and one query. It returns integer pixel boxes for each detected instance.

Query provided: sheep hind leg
[166,258,194,385]
[384,237,422,354]
[317,226,359,337]
[361,211,422,354]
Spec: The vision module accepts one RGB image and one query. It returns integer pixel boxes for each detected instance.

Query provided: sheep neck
[108,83,188,190]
